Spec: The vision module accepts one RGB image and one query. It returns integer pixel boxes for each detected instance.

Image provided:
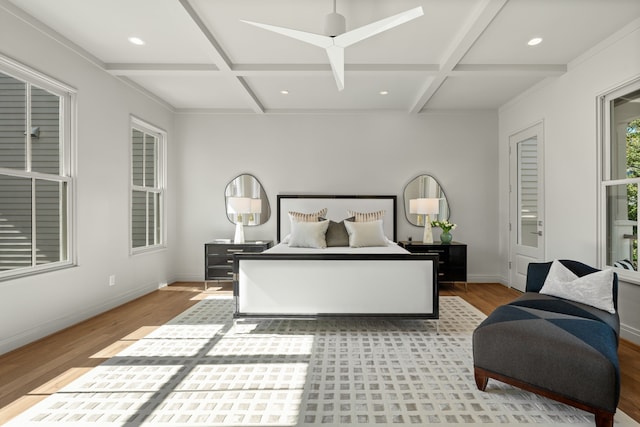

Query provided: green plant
[430,219,457,232]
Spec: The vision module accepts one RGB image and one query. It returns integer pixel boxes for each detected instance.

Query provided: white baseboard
[497,273,510,287]
[621,323,640,346]
[0,282,160,356]
[173,273,204,282]
[467,274,504,284]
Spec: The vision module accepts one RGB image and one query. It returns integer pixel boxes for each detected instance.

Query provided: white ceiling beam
[179,0,265,113]
[105,62,563,78]
[409,0,509,114]
[105,64,219,76]
[229,80,264,114]
[105,63,439,76]
[233,64,440,76]
[178,0,232,71]
[452,64,566,76]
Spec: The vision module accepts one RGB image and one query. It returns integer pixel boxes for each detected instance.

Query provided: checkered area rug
[7,296,637,427]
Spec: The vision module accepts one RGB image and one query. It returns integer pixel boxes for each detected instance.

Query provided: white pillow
[539,260,615,314]
[288,219,329,248]
[343,220,387,248]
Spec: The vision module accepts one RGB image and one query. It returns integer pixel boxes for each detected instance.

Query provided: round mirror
[403,174,450,225]
[225,174,270,226]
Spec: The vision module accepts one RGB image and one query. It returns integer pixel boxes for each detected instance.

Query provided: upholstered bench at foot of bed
[472,293,620,427]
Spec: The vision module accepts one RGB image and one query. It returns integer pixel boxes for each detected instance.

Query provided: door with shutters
[509,122,545,292]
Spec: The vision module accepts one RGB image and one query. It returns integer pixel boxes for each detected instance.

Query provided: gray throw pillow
[325,220,350,247]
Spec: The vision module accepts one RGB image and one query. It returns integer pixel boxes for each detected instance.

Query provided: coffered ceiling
[3,0,640,113]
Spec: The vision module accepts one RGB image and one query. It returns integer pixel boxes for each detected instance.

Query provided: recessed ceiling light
[128,37,145,46]
[379,90,389,95]
[280,90,289,95]
[527,37,543,46]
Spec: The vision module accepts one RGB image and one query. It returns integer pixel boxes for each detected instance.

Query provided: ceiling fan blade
[334,6,424,48]
[240,20,333,48]
[325,45,345,91]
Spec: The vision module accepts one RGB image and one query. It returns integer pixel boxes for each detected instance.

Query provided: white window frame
[598,75,640,283]
[130,116,166,254]
[0,54,76,281]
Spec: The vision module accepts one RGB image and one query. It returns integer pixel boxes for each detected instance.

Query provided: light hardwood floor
[0,282,638,425]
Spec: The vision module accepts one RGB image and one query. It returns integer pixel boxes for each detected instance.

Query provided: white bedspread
[264,242,410,255]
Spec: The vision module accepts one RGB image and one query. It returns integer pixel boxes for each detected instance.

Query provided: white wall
[173,111,500,284]
[0,1,501,356]
[0,8,176,354]
[498,20,640,344]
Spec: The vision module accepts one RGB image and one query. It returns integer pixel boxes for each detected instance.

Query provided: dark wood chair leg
[475,366,616,427]
[594,411,614,427]
[474,367,488,391]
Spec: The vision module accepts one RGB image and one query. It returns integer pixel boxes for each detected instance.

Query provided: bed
[232,195,439,319]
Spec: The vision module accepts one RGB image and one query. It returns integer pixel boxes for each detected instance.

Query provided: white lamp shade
[227,197,251,214]
[410,198,439,215]
[250,198,262,214]
[409,199,418,215]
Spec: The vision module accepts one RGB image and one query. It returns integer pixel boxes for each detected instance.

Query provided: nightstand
[398,241,467,290]
[204,240,273,289]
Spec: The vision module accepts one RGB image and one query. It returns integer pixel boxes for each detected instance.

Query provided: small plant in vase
[431,219,457,244]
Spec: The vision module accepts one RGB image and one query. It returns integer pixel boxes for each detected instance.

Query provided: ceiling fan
[241,1,424,91]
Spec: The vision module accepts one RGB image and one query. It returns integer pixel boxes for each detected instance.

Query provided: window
[130,118,165,252]
[0,55,75,280]
[600,78,640,276]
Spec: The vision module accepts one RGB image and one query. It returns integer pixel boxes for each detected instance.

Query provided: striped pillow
[347,209,385,222]
[288,208,328,222]
[613,259,635,270]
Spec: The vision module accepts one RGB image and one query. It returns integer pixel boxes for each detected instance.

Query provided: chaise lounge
[472,260,620,427]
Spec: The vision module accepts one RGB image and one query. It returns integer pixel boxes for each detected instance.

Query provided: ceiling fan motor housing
[324,12,346,37]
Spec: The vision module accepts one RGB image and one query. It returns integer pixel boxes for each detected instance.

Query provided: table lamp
[249,198,262,224]
[227,197,251,243]
[410,198,440,243]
